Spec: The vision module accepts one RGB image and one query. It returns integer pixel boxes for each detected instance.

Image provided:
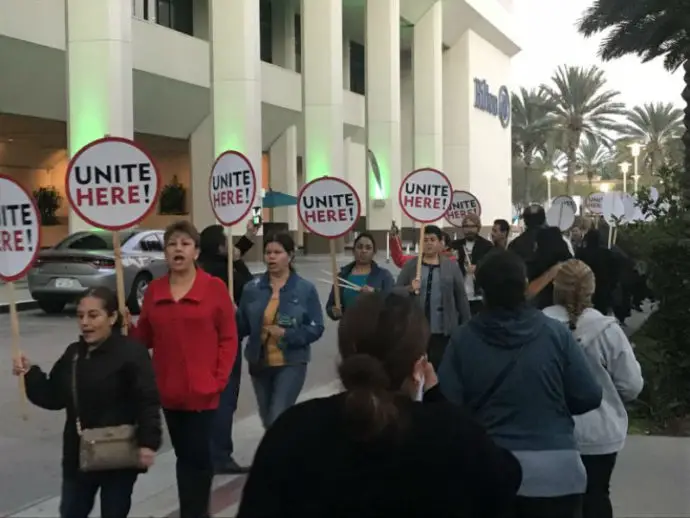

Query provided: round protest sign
[398,168,453,223]
[0,175,41,282]
[65,137,160,231]
[445,190,482,228]
[209,151,257,226]
[601,192,625,226]
[585,192,604,215]
[619,192,637,223]
[546,195,577,231]
[297,177,361,238]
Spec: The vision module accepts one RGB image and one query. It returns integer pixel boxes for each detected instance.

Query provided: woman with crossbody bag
[12,287,162,518]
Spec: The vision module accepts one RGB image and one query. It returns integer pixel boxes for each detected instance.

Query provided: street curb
[0,300,38,314]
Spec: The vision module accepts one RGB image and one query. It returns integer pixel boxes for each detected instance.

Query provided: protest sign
[298,177,361,238]
[209,151,257,226]
[445,190,482,228]
[585,192,604,215]
[65,137,160,231]
[399,168,453,223]
[0,176,40,282]
[546,195,577,231]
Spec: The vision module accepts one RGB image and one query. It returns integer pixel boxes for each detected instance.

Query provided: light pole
[543,171,554,207]
[629,142,642,192]
[619,161,631,193]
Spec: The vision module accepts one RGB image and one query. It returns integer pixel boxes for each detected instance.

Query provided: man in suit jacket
[450,213,494,314]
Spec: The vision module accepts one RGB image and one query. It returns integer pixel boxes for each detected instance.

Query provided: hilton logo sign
[473,78,510,129]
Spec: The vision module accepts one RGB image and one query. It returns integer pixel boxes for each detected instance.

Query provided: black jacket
[24,333,162,475]
[198,233,255,302]
[451,236,494,272]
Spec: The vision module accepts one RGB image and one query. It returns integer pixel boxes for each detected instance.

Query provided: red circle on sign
[445,190,483,228]
[208,150,258,227]
[64,136,162,231]
[398,168,453,223]
[297,176,362,239]
[0,174,42,282]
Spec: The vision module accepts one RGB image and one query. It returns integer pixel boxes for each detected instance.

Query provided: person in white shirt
[543,259,644,518]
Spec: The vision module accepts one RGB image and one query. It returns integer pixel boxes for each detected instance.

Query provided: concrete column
[209,0,263,233]
[443,39,471,192]
[269,127,299,231]
[189,115,215,230]
[366,0,402,232]
[413,1,443,170]
[66,0,133,233]
[272,0,296,70]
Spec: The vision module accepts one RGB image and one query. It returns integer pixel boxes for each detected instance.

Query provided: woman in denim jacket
[326,232,395,321]
[237,233,325,428]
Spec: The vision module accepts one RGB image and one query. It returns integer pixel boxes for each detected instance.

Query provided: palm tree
[626,102,684,177]
[511,88,553,203]
[578,138,612,185]
[540,65,625,195]
[577,0,690,205]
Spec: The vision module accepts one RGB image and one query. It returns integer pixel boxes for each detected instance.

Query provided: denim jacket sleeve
[283,282,325,348]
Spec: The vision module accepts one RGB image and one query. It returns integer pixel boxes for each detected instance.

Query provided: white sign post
[0,175,40,418]
[298,176,361,311]
[445,190,482,228]
[399,168,453,284]
[546,195,577,232]
[601,192,625,248]
[209,151,258,301]
[65,136,161,333]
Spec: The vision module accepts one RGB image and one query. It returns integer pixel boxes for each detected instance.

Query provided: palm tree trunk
[683,58,690,210]
[566,137,577,196]
[523,146,533,203]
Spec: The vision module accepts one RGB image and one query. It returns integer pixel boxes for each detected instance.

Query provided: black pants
[164,409,216,518]
[469,299,484,315]
[427,334,450,371]
[513,494,583,518]
[581,453,617,518]
[60,470,138,518]
[211,349,242,465]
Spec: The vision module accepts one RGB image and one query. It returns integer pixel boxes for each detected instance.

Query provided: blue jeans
[251,364,307,428]
[60,471,138,518]
[211,349,242,465]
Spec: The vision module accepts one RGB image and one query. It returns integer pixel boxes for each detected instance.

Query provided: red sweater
[389,235,457,268]
[131,270,238,411]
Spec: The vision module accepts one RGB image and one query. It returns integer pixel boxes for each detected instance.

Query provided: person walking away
[395,225,471,370]
[236,233,324,429]
[450,214,494,314]
[576,229,618,315]
[198,220,257,475]
[326,232,394,320]
[439,250,602,518]
[237,291,522,518]
[544,259,643,518]
[388,221,456,268]
[508,204,547,263]
[129,220,237,518]
[491,219,511,249]
[13,287,161,518]
[527,226,573,310]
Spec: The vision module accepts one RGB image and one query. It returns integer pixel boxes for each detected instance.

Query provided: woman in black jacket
[237,292,521,518]
[12,287,161,518]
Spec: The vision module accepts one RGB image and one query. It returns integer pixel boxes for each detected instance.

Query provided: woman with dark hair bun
[237,292,522,518]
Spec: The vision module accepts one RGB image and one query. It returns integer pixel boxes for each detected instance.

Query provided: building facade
[0,0,519,247]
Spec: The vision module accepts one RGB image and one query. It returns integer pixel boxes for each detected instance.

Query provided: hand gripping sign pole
[0,175,42,419]
[65,136,161,334]
[209,151,257,302]
[399,168,453,292]
[298,177,362,312]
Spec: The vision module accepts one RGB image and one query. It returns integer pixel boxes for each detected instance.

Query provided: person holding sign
[128,220,237,518]
[325,232,395,320]
[236,233,325,429]
[388,222,455,268]
[395,225,471,370]
[13,287,161,518]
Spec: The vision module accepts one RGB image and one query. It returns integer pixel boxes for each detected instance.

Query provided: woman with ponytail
[237,292,522,518]
[544,259,644,518]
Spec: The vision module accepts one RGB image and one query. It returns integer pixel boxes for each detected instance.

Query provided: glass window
[350,41,365,95]
[260,0,273,63]
[138,235,164,252]
[157,0,193,36]
[295,14,301,73]
[56,231,137,251]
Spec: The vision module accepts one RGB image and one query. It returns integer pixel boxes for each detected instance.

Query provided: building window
[260,0,273,63]
[350,41,365,95]
[156,0,193,36]
[294,14,301,73]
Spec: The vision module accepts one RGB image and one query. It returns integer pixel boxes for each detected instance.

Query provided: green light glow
[368,150,391,200]
[69,91,108,154]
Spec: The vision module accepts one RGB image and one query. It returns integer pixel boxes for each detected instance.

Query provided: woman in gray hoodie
[544,259,644,518]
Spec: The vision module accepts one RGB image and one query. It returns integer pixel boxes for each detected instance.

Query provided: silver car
[28,229,168,314]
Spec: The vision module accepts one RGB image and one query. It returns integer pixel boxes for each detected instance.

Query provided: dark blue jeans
[60,470,138,518]
[211,348,243,465]
[250,364,307,429]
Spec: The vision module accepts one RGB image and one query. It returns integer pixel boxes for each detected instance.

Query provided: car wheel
[127,273,152,315]
[37,299,67,314]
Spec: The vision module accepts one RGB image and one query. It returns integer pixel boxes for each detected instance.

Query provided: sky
[511,0,684,109]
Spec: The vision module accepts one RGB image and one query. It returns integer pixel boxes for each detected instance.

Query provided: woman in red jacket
[389,222,457,268]
[130,220,237,518]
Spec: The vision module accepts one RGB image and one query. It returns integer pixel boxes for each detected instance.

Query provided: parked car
[28,229,168,314]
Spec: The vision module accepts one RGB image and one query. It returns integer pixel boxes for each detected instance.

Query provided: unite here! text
[302,193,356,223]
[73,163,153,207]
[0,203,35,252]
[212,170,253,207]
[402,182,450,210]
[447,199,479,220]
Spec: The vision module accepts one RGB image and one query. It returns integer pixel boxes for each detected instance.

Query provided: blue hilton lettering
[473,78,511,129]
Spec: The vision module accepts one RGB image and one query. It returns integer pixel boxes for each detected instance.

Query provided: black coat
[24,333,162,476]
[198,235,255,302]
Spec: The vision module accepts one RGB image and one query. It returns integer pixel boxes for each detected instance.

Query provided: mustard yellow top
[261,294,285,367]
